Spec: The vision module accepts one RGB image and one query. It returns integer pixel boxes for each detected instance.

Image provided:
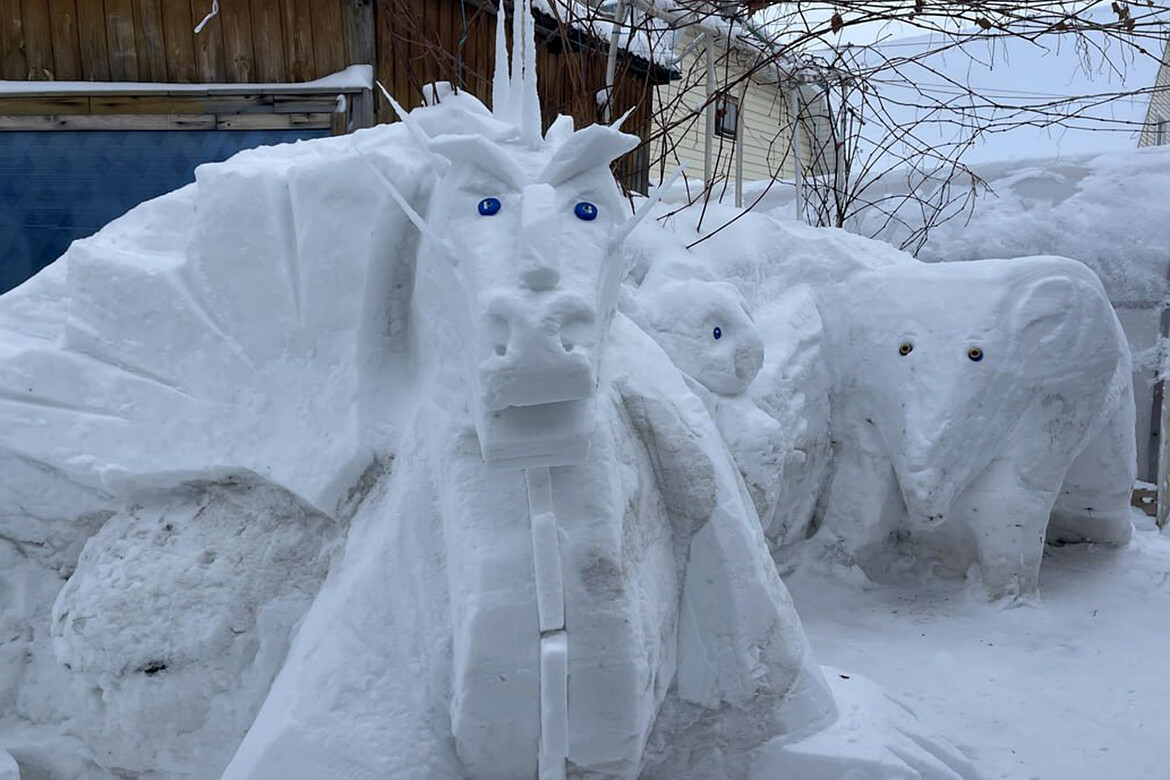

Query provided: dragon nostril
[521,265,560,291]
[488,313,509,358]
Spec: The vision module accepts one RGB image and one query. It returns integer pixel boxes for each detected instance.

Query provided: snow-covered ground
[789,507,1170,780]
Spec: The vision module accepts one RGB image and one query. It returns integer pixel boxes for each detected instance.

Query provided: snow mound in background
[864,146,1170,307]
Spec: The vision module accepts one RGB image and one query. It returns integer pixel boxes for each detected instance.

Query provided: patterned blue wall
[0,129,328,294]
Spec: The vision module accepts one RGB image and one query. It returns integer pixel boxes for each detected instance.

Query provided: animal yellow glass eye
[898,342,913,356]
[968,347,984,362]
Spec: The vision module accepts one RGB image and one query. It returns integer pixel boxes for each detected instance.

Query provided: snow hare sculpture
[821,256,1135,600]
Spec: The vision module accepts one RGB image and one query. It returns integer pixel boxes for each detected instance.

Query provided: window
[1157,118,1168,146]
[715,94,739,139]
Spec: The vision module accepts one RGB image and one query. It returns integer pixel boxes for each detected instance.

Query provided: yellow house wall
[648,28,801,186]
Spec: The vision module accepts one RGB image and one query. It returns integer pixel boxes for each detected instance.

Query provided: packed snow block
[820,256,1135,600]
[539,631,569,760]
[49,481,337,777]
[527,485,565,631]
[478,399,595,467]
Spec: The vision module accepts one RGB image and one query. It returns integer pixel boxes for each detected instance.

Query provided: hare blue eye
[713,326,722,340]
[574,202,598,221]
[478,197,501,216]
[968,347,984,362]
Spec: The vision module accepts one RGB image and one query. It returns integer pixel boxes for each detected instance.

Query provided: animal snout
[901,467,945,512]
[478,295,597,410]
[734,342,764,384]
[482,294,597,364]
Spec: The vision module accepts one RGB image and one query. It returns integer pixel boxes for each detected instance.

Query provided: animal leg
[820,438,906,568]
[1049,402,1135,547]
[953,460,1052,601]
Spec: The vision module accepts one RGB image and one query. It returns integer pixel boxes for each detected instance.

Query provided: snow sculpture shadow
[821,256,1135,601]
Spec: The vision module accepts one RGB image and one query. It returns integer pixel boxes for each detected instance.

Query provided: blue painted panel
[0,129,327,294]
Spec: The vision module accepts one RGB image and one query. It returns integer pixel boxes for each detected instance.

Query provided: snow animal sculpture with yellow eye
[820,256,1135,602]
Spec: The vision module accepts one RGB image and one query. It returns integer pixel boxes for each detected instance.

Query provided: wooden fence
[0,0,670,189]
[0,0,371,84]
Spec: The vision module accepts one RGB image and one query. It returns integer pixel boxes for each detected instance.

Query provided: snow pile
[854,146,1170,306]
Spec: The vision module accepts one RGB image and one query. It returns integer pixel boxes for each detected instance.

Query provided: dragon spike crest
[491,0,542,147]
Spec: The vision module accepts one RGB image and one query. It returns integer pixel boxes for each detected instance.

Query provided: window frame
[714,93,739,140]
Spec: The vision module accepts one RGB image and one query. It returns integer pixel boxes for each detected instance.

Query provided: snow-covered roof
[0,65,374,97]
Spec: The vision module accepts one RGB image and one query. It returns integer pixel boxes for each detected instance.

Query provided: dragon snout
[477,295,598,410]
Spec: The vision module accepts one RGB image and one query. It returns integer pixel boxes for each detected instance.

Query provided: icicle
[375,81,445,173]
[611,106,635,131]
[610,165,684,251]
[509,0,525,128]
[492,1,511,121]
[194,0,219,34]
[355,146,453,262]
[520,0,542,147]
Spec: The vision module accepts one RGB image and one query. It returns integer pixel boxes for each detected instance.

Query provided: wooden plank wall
[376,0,658,190]
[0,0,369,84]
[0,0,660,185]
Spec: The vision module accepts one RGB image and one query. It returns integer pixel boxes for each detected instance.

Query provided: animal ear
[428,134,526,189]
[1009,274,1100,380]
[1011,275,1079,352]
[539,123,640,185]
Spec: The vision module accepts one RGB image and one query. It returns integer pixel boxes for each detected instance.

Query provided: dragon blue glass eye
[478,197,501,216]
[713,326,722,340]
[574,201,598,221]
[968,347,984,362]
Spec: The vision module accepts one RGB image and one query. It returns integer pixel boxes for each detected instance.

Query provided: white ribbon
[194,0,220,34]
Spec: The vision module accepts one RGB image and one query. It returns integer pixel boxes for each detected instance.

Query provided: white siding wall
[648,28,799,186]
[1139,40,1170,147]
